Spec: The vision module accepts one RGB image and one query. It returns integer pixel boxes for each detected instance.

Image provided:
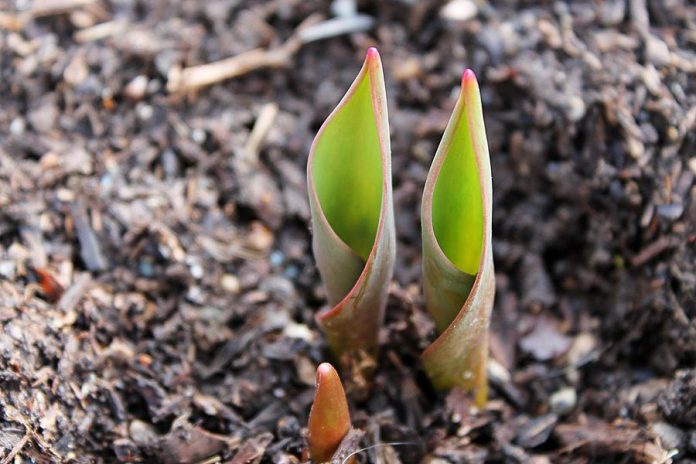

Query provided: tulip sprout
[307,48,396,363]
[307,363,352,463]
[421,70,495,407]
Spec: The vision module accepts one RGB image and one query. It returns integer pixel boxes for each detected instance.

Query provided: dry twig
[73,19,127,43]
[0,0,98,30]
[0,430,30,464]
[244,103,279,162]
[167,14,323,94]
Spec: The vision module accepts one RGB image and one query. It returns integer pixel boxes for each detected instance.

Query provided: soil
[1,0,695,463]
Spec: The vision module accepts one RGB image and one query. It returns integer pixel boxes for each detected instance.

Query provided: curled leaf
[307,48,395,360]
[421,70,495,407]
[307,363,351,463]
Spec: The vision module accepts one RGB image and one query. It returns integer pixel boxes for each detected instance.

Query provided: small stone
[40,151,61,171]
[488,357,511,384]
[136,103,154,121]
[0,261,15,279]
[646,34,671,67]
[191,128,206,145]
[565,96,586,121]
[56,188,76,202]
[626,135,644,160]
[688,158,696,175]
[138,259,154,277]
[283,265,299,280]
[283,322,314,342]
[515,414,558,448]
[657,204,684,220]
[440,0,478,21]
[220,274,240,294]
[652,422,684,450]
[9,117,25,136]
[129,420,158,447]
[566,333,598,366]
[270,250,284,266]
[549,388,577,415]
[186,286,205,304]
[246,222,274,252]
[188,261,203,280]
[63,54,89,87]
[124,75,148,101]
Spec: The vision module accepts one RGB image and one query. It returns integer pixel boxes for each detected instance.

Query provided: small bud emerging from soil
[307,363,351,463]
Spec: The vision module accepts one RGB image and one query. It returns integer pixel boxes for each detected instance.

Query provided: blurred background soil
[0,0,694,462]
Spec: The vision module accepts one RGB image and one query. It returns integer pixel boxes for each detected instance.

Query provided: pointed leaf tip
[461,68,477,85]
[316,362,336,383]
[308,363,351,463]
[366,47,380,60]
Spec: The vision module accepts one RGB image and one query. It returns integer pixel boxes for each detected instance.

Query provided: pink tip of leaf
[461,68,477,85]
[316,362,334,380]
[366,47,380,61]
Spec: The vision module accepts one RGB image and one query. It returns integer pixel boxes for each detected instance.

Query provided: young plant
[307,48,395,362]
[307,363,352,463]
[421,70,495,407]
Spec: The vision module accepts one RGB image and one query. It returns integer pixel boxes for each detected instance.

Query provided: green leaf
[421,70,495,407]
[307,363,352,463]
[307,48,396,361]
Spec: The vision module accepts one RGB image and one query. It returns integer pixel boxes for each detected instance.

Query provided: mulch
[0,0,694,462]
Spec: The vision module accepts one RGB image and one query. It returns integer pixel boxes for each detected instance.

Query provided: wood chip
[70,203,108,272]
[167,46,295,94]
[556,419,670,463]
[73,20,127,43]
[244,103,279,162]
[630,236,673,267]
[155,422,235,464]
[229,433,273,464]
[57,273,91,313]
